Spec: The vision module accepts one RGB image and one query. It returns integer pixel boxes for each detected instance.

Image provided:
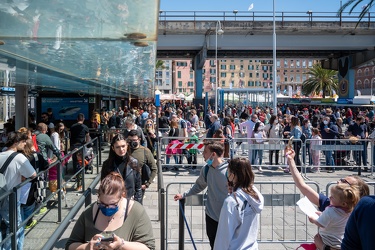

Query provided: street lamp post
[272,0,277,113]
[215,20,224,114]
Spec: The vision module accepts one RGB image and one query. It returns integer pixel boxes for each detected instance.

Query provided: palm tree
[338,0,374,26]
[155,60,166,70]
[302,64,338,98]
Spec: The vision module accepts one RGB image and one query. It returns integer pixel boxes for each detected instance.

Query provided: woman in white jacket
[214,158,264,250]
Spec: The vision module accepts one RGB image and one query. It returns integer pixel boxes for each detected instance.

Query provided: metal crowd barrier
[165,181,320,249]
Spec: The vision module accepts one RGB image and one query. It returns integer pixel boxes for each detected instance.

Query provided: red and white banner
[167,143,205,150]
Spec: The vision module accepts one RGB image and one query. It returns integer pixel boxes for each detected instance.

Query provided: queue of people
[1,101,375,250]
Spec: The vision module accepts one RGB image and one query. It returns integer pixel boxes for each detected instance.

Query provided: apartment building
[156,58,322,97]
[355,64,375,95]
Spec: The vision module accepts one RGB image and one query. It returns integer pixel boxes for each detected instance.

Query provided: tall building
[154,60,172,94]
[172,60,195,96]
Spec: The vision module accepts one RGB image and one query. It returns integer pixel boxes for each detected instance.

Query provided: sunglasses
[338,178,352,186]
[97,198,121,209]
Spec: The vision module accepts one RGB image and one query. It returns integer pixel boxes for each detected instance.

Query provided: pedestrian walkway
[23,146,375,250]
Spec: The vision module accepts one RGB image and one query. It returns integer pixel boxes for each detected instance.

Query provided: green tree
[302,64,338,98]
[155,60,166,70]
[338,0,374,26]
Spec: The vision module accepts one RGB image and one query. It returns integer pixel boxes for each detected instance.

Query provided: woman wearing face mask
[101,134,142,202]
[264,115,283,170]
[214,158,264,250]
[65,172,155,250]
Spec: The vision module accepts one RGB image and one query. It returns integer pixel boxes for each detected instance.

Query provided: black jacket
[101,157,142,202]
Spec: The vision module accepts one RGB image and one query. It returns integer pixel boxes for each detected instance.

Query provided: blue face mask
[205,154,214,166]
[100,206,118,217]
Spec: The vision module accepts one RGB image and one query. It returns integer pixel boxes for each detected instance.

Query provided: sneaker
[75,186,82,191]
[310,167,319,173]
[36,207,47,215]
[25,220,37,230]
[258,167,263,172]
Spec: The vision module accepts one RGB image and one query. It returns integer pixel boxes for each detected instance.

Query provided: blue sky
[160,0,363,13]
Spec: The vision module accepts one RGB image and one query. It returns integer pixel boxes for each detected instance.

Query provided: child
[308,183,359,249]
[74,151,89,191]
[186,127,199,172]
[310,128,322,173]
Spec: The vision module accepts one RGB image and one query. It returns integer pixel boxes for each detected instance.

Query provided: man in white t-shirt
[0,132,36,250]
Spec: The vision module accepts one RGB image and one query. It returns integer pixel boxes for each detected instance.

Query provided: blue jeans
[0,200,24,250]
[252,149,263,166]
[324,150,335,169]
[22,202,36,225]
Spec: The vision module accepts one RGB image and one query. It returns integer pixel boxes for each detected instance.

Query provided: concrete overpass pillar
[193,54,203,99]
[193,52,206,110]
[337,56,355,100]
[15,61,29,129]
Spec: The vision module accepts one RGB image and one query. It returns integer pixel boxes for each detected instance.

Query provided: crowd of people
[0,101,374,249]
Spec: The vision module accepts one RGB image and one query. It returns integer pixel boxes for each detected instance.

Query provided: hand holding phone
[100,237,114,242]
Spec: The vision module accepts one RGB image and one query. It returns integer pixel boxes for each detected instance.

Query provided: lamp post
[272,0,277,113]
[215,20,224,114]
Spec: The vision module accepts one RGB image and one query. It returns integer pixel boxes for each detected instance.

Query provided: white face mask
[323,120,328,125]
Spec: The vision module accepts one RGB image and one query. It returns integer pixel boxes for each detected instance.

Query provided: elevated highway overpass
[156,11,375,69]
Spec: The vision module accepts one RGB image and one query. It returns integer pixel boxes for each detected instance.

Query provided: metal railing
[165,181,320,249]
[158,10,374,27]
[0,137,101,249]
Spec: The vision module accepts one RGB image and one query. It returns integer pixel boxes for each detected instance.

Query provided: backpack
[0,152,19,203]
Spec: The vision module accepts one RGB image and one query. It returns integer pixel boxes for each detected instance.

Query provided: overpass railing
[159,10,374,27]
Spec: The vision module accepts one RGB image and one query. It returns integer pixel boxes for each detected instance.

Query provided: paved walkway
[23,146,375,250]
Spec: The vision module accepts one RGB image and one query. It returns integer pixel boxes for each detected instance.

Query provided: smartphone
[101,237,114,242]
[287,136,294,147]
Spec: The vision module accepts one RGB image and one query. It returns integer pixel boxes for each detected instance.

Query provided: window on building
[210,77,216,83]
[364,79,370,88]
[248,65,254,70]
[365,68,369,76]
[230,65,235,70]
[256,72,259,78]
[231,60,234,62]
[249,72,253,77]
[284,60,288,67]
[302,60,307,68]
[231,72,235,77]
[210,68,216,75]
[177,71,181,78]
[221,72,227,77]
[179,88,183,93]
[221,81,226,87]
[239,72,244,78]
[221,64,227,70]
[302,74,307,81]
[357,69,362,77]
[284,76,288,82]
[296,60,300,68]
[256,65,259,70]
[356,80,362,89]
[270,73,273,80]
[308,60,313,68]
[296,74,301,82]
[290,60,294,68]
[240,65,244,70]
[165,79,170,85]
[166,71,170,78]
[277,60,280,68]
[263,73,268,79]
[178,81,182,87]
[190,89,194,93]
[249,60,253,63]
[210,60,215,67]
[373,66,375,75]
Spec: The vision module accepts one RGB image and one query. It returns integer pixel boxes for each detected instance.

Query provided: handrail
[0,136,101,248]
[158,10,374,27]
[41,174,101,250]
